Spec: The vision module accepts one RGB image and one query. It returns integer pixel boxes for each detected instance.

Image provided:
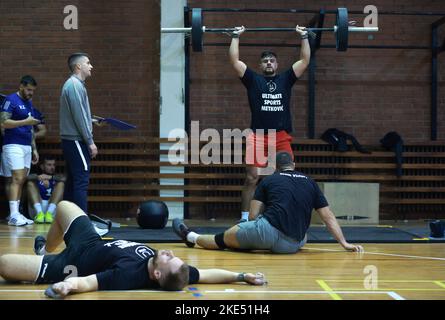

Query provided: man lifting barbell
[161,8,378,52]
[229,25,310,223]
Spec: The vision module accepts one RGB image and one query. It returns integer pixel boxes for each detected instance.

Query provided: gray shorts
[235,216,307,254]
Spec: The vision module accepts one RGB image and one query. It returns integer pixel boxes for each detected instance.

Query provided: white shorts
[0,144,32,177]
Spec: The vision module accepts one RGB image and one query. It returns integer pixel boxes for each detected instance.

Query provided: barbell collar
[161,27,192,33]
[347,27,379,32]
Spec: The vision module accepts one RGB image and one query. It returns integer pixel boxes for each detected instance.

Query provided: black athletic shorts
[35,215,101,284]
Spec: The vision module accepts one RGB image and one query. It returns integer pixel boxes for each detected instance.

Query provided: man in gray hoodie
[59,53,97,213]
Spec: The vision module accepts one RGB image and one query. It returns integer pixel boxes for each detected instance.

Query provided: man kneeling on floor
[0,201,267,299]
[173,151,364,254]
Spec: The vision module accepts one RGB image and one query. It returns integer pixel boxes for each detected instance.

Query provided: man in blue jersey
[0,75,41,226]
[174,152,364,254]
[59,52,98,214]
[27,155,66,224]
[0,201,267,298]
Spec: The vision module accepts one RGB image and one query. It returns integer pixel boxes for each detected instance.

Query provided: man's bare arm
[198,269,267,285]
[248,200,265,221]
[317,206,364,252]
[228,26,247,78]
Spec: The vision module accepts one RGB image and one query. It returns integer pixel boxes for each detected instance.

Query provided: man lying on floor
[0,201,267,299]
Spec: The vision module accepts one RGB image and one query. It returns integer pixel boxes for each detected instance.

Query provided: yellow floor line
[316,280,342,300]
[434,281,445,289]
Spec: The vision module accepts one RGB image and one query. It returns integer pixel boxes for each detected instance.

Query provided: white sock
[38,245,47,255]
[241,211,249,221]
[34,203,43,214]
[9,201,19,217]
[186,232,200,244]
[47,203,57,215]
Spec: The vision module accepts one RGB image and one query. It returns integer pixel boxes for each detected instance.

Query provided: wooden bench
[1,137,442,220]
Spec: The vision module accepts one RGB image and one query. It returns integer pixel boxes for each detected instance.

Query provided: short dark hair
[260,51,277,60]
[20,75,37,87]
[40,155,56,163]
[159,263,190,291]
[276,151,293,170]
[68,53,90,72]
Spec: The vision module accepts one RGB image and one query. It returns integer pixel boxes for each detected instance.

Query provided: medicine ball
[137,200,169,229]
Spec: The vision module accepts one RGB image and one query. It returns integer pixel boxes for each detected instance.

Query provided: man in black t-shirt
[0,201,267,299]
[229,26,311,223]
[174,152,364,254]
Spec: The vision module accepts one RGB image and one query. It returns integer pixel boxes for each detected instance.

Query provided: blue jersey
[33,107,45,124]
[1,93,36,146]
[37,178,56,201]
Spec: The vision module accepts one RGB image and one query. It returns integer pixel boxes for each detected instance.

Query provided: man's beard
[264,68,274,75]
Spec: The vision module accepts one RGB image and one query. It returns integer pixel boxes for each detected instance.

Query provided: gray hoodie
[59,75,93,145]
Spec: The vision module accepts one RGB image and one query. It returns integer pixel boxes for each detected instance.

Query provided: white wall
[160,0,186,220]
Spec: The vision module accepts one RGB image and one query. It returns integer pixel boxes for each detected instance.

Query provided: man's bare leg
[195,225,241,250]
[240,166,259,220]
[0,254,43,282]
[45,201,87,252]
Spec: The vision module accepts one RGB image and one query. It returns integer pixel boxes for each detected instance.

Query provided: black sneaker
[172,218,195,248]
[34,235,46,255]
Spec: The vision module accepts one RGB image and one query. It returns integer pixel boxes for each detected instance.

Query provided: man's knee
[0,255,12,278]
[244,168,259,186]
[0,255,6,275]
[57,200,87,217]
[11,174,26,185]
[222,226,240,248]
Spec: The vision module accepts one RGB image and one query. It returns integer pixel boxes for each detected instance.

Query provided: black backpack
[380,131,403,177]
[321,128,370,154]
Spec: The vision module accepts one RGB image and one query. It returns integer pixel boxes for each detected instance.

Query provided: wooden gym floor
[0,220,444,300]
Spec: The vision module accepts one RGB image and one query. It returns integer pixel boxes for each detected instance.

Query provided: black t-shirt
[254,170,328,241]
[241,67,297,133]
[75,239,200,290]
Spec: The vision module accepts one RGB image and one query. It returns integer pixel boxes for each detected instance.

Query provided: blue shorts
[235,216,307,254]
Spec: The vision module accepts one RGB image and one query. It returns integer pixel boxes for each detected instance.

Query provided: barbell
[161,7,378,52]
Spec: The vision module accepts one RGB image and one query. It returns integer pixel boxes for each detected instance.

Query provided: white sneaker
[8,214,28,227]
[21,214,34,225]
[92,223,109,237]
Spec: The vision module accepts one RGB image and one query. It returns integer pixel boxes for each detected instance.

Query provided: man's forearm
[198,269,247,284]
[229,38,240,65]
[1,119,28,129]
[64,275,98,294]
[31,134,37,152]
[323,215,347,246]
[27,174,39,181]
[299,38,310,64]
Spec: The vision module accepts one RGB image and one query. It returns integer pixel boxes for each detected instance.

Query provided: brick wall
[0,0,160,139]
[188,0,445,144]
